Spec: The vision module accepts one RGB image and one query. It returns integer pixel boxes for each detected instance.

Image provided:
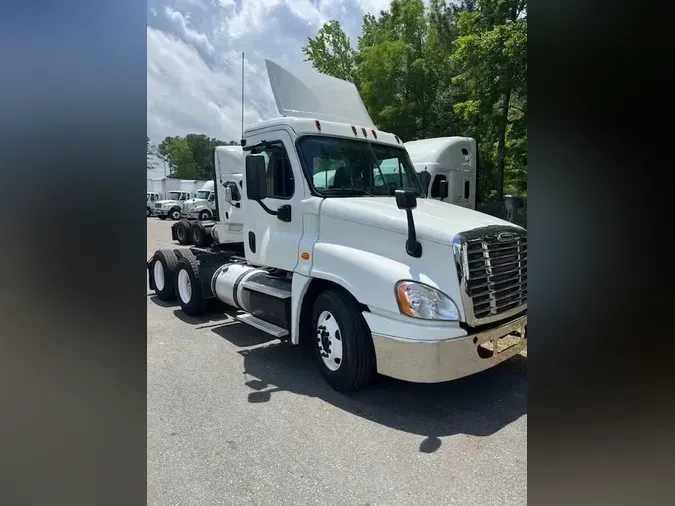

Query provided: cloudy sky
[147,0,393,153]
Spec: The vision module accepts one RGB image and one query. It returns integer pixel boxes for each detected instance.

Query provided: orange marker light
[300,252,310,260]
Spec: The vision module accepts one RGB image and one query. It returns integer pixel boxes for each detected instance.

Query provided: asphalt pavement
[147,217,527,506]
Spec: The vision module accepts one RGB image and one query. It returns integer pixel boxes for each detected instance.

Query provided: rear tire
[173,248,195,261]
[192,223,212,247]
[174,255,206,316]
[312,289,376,392]
[148,249,179,300]
[176,221,191,245]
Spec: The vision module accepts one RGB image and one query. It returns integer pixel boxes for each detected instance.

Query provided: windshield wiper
[321,188,376,196]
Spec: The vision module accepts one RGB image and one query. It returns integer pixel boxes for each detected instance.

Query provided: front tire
[199,210,211,220]
[174,255,206,316]
[158,215,167,220]
[169,207,181,220]
[147,206,151,217]
[148,249,179,300]
[312,289,376,392]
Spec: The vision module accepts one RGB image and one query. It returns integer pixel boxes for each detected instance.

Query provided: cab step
[236,313,289,338]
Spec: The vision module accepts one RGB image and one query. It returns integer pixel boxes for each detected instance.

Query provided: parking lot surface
[147,217,527,506]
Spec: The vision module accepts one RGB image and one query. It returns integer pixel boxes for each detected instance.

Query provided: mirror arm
[256,199,278,216]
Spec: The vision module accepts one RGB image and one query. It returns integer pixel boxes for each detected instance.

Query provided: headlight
[395,281,459,321]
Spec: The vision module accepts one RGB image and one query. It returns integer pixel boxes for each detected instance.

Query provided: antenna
[241,52,244,143]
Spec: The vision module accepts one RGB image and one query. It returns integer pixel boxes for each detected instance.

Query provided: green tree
[451,0,527,198]
[158,137,196,178]
[157,134,236,179]
[302,20,357,83]
[302,0,528,204]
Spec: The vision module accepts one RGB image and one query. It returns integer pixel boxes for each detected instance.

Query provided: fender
[289,244,431,345]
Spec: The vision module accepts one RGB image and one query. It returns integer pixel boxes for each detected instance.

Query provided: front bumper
[370,314,527,383]
[154,209,170,217]
[183,211,199,219]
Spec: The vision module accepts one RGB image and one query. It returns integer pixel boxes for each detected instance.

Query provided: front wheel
[147,206,151,217]
[199,210,211,220]
[312,289,376,392]
[169,208,181,220]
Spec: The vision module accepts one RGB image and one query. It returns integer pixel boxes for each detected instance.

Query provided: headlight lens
[395,281,459,321]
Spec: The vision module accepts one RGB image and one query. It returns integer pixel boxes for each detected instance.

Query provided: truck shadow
[221,332,526,452]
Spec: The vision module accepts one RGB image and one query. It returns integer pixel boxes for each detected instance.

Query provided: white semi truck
[147,192,161,216]
[405,137,477,209]
[181,180,217,221]
[148,59,527,392]
[171,147,244,247]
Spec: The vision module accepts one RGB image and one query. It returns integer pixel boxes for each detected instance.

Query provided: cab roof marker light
[361,127,368,137]
[351,126,357,135]
[315,120,321,131]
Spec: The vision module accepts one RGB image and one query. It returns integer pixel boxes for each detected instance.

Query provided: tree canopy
[150,135,239,179]
[302,0,527,200]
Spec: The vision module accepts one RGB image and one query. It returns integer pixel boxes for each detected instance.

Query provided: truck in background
[147,191,161,216]
[405,137,477,209]
[152,179,207,220]
[148,59,527,393]
[171,146,244,247]
[181,180,217,221]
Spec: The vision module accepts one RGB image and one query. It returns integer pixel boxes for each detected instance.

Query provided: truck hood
[320,197,521,245]
[155,199,179,205]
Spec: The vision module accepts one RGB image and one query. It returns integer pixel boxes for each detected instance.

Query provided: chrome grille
[155,203,162,208]
[453,226,527,326]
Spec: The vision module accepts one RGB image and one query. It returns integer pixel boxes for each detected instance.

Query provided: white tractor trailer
[147,60,527,392]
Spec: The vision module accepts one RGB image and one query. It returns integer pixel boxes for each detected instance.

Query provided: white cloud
[163,6,215,55]
[147,0,406,144]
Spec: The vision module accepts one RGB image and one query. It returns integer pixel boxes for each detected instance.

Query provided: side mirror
[439,180,449,200]
[223,187,233,203]
[394,189,421,258]
[246,155,267,200]
[395,189,417,210]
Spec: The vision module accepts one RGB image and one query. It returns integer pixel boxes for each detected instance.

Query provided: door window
[259,143,295,199]
[430,175,447,198]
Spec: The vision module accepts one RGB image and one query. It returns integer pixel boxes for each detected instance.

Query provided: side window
[430,175,447,199]
[261,143,294,199]
[225,182,241,201]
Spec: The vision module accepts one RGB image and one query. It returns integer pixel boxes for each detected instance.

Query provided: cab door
[243,130,304,271]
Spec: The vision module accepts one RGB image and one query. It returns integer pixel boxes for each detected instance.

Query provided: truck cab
[148,59,526,392]
[182,180,217,220]
[405,137,477,209]
[154,190,192,220]
[147,192,161,217]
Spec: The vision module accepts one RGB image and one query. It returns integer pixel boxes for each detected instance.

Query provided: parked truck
[181,180,217,221]
[148,59,527,392]
[171,146,244,247]
[147,191,161,217]
[405,137,477,209]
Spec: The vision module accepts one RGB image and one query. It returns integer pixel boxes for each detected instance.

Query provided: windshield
[167,191,181,200]
[297,136,424,197]
[196,190,210,200]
